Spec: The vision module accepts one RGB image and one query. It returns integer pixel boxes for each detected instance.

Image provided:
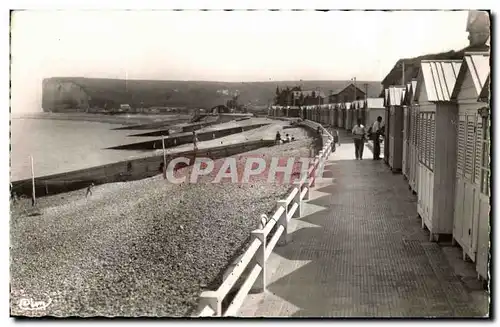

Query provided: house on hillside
[328,83,366,103]
[274,86,326,106]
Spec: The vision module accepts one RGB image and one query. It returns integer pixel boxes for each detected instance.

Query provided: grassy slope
[42,78,383,111]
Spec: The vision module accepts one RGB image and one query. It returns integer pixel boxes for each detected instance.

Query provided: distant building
[274,87,326,106]
[328,84,366,103]
[120,104,132,111]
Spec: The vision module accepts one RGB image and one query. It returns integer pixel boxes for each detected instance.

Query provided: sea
[10,117,162,181]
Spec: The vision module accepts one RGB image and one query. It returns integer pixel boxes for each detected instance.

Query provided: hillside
[41,78,382,112]
[381,44,490,94]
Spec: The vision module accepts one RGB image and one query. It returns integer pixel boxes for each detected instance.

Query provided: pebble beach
[10,137,314,317]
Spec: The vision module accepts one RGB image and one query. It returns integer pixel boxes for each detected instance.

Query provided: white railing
[196,120,333,317]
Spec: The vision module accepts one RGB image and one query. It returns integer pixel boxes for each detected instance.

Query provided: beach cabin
[402,82,412,180]
[322,104,329,125]
[365,98,385,129]
[356,100,366,126]
[333,103,340,127]
[449,53,490,271]
[414,59,462,242]
[383,89,390,165]
[338,103,345,129]
[345,102,353,131]
[387,86,406,173]
[328,104,335,127]
[288,106,300,118]
[475,73,490,280]
[332,104,337,126]
[407,80,419,194]
[351,101,358,127]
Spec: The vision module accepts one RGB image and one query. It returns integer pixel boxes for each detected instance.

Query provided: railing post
[303,182,311,201]
[277,199,289,246]
[250,229,266,293]
[311,155,319,188]
[198,291,222,317]
[293,187,302,218]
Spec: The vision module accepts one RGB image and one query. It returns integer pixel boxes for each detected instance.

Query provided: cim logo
[18,297,52,311]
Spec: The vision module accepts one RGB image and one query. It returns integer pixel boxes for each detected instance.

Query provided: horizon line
[43,77,382,83]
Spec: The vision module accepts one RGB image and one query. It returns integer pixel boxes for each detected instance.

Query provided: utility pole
[402,61,405,86]
[30,155,35,207]
[364,83,368,100]
[352,77,357,101]
[162,136,167,179]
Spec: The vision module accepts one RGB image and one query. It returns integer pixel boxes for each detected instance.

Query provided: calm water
[10,119,158,181]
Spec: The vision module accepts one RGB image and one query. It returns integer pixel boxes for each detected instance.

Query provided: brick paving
[238,131,487,317]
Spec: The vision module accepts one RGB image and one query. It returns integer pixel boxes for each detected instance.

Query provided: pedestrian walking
[314,126,324,155]
[192,131,199,152]
[86,183,95,198]
[352,119,367,160]
[330,127,340,152]
[371,116,383,160]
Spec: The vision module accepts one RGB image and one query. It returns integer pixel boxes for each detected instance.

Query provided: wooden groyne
[108,123,270,151]
[11,139,276,198]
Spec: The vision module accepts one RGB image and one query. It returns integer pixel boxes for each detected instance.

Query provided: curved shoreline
[11,113,191,126]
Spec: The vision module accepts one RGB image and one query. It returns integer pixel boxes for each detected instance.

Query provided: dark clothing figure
[354,139,365,159]
[86,183,95,198]
[315,133,323,155]
[373,136,381,160]
[371,116,384,160]
[275,131,282,145]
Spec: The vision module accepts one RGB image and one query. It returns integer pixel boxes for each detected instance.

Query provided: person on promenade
[275,131,282,145]
[314,126,324,156]
[352,119,367,160]
[371,116,383,160]
[192,131,199,152]
[330,127,340,152]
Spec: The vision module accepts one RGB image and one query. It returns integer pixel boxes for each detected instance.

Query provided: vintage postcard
[9,8,491,319]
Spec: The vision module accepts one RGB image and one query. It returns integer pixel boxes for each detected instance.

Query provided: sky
[10,10,470,113]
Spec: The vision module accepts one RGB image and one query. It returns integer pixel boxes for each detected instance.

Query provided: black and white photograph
[8,6,492,319]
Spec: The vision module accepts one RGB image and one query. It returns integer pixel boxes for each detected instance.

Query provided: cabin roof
[451,52,490,99]
[478,73,490,102]
[388,86,406,106]
[417,60,462,102]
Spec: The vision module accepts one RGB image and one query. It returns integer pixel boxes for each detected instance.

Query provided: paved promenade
[239,132,487,317]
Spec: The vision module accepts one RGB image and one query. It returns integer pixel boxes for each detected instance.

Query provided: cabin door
[476,113,490,277]
[454,113,484,261]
